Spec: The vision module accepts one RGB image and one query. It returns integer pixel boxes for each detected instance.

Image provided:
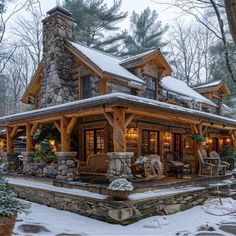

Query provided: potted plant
[220,145,236,170]
[0,173,30,236]
[107,178,134,201]
[189,134,205,144]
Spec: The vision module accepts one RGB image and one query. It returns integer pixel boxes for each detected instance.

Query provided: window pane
[142,130,159,155]
[96,129,105,153]
[85,130,94,158]
[146,77,157,99]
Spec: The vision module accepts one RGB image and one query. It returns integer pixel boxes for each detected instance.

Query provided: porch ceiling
[1,93,236,130]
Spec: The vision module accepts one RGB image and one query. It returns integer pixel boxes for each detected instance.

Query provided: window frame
[145,76,157,100]
[84,128,105,160]
[141,129,160,155]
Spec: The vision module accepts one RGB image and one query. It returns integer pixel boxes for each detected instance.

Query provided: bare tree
[168,21,215,85]
[155,0,236,84]
[12,5,43,71]
[224,0,236,46]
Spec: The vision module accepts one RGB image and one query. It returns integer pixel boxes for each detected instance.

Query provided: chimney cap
[47,6,72,17]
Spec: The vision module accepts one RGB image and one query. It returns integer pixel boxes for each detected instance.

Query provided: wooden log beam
[103,110,114,128]
[30,122,38,136]
[66,116,78,134]
[113,107,126,152]
[125,114,135,128]
[26,123,34,152]
[6,127,13,154]
[202,126,208,136]
[61,116,71,152]
[54,121,61,133]
[10,126,19,138]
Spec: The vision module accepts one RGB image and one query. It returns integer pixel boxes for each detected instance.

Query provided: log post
[26,123,34,152]
[61,116,71,152]
[6,127,13,154]
[113,107,126,152]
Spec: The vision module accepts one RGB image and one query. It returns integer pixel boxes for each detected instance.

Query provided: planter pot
[0,215,17,236]
[109,190,131,201]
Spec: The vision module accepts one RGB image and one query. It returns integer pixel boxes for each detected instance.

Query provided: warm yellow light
[49,139,56,146]
[125,128,137,141]
[35,143,40,150]
[226,138,231,144]
[219,138,223,144]
[163,132,172,142]
[0,139,4,149]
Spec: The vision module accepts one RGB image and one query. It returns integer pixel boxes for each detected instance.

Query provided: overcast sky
[6,0,189,32]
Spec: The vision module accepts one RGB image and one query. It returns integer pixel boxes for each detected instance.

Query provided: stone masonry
[9,181,228,225]
[40,6,76,108]
[108,152,133,182]
[55,152,77,181]
[2,153,20,172]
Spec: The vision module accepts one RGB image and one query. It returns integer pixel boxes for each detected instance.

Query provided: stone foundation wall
[20,152,77,181]
[2,153,20,172]
[10,182,219,225]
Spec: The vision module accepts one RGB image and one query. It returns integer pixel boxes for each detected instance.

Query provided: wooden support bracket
[30,122,38,136]
[66,116,78,134]
[10,126,19,138]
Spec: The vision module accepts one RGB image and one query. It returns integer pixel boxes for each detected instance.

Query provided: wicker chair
[210,151,230,175]
[197,149,218,176]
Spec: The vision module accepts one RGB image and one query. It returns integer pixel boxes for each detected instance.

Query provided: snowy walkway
[14,199,236,236]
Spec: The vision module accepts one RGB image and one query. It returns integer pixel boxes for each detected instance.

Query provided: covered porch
[1,93,236,182]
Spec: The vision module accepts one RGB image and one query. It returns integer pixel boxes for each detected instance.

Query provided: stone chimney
[39,6,76,108]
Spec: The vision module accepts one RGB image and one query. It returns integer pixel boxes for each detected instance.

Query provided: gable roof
[22,63,43,104]
[120,49,173,76]
[160,76,216,107]
[193,80,230,97]
[67,41,144,86]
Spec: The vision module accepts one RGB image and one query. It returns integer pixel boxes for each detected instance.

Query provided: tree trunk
[224,0,236,45]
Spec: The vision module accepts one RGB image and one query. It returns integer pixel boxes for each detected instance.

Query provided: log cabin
[1,6,236,182]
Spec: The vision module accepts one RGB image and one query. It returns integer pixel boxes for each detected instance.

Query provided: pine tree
[63,0,127,54]
[119,7,168,57]
[209,40,236,105]
[0,172,30,217]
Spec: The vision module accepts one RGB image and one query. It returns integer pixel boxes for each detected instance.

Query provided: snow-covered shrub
[0,172,30,217]
[107,178,133,191]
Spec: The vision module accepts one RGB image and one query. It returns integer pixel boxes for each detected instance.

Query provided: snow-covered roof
[222,103,232,114]
[160,76,216,107]
[194,80,222,89]
[120,49,157,64]
[68,41,144,85]
[1,93,236,128]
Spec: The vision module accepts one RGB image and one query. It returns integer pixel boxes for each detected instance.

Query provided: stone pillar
[55,152,77,181]
[108,152,133,182]
[21,151,34,174]
[2,152,20,173]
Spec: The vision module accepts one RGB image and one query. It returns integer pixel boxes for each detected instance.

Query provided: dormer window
[146,77,157,99]
[82,75,100,99]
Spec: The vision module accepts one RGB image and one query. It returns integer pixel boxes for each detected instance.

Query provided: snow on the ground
[8,177,208,201]
[129,186,204,200]
[14,198,236,236]
[8,178,107,199]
